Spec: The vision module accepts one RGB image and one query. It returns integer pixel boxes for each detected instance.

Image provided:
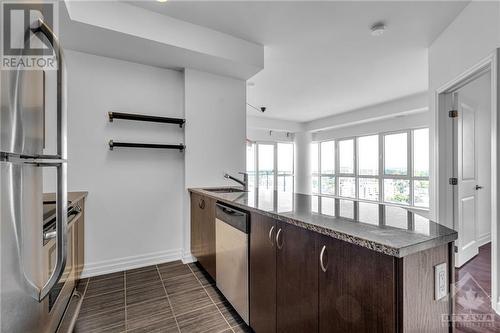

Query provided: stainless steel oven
[42,201,84,333]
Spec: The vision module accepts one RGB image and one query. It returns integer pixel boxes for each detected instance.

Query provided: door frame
[434,50,499,313]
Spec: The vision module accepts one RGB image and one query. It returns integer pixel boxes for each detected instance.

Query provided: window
[338,139,354,174]
[413,129,429,177]
[412,128,430,207]
[246,142,256,188]
[312,128,429,208]
[258,144,274,190]
[311,143,319,193]
[247,141,295,192]
[320,141,335,195]
[277,143,294,192]
[358,135,378,176]
[384,133,407,175]
[357,135,379,201]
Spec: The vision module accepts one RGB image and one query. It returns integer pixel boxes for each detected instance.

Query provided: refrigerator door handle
[30,18,67,160]
[28,18,68,301]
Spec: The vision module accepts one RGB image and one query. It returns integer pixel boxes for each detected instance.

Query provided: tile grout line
[187,264,233,332]
[156,265,182,333]
[77,277,125,333]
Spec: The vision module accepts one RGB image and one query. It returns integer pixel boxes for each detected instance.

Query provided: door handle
[320,245,328,273]
[199,199,205,209]
[276,228,283,250]
[475,185,483,190]
[268,226,275,246]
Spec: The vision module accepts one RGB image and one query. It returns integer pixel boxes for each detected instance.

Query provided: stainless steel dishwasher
[215,202,249,325]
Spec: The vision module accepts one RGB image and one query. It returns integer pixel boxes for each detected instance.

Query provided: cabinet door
[199,195,216,280]
[249,213,277,333]
[318,235,396,333]
[276,222,318,333]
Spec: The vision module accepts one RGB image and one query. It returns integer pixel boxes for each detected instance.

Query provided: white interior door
[455,98,479,267]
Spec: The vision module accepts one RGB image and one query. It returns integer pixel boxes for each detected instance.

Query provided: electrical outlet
[434,263,447,301]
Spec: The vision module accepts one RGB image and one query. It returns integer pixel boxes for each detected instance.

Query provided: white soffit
[304,92,429,132]
[60,0,264,80]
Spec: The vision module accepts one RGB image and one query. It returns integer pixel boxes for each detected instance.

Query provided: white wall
[458,72,492,246]
[65,51,185,276]
[184,68,246,259]
[429,0,500,222]
[428,0,500,313]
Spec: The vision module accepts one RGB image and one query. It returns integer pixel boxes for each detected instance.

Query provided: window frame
[248,140,295,192]
[312,126,429,209]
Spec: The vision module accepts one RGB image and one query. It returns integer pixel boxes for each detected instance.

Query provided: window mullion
[379,134,384,204]
[274,142,278,191]
[318,143,322,194]
[408,129,413,206]
[335,140,339,197]
[255,143,260,189]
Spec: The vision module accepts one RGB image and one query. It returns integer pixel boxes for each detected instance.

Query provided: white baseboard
[81,248,183,278]
[181,249,197,264]
[477,234,491,247]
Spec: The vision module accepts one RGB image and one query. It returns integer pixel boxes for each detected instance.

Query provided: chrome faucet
[224,172,248,191]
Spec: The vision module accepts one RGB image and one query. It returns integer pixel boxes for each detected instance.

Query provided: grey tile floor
[74,261,251,333]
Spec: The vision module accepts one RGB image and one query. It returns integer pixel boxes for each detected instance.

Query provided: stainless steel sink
[205,188,247,193]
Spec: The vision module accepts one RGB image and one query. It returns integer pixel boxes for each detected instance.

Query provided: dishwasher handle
[215,203,249,234]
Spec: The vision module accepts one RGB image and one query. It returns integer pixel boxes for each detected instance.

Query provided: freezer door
[1,161,46,332]
[0,69,45,156]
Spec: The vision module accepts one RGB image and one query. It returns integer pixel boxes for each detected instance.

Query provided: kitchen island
[189,187,457,333]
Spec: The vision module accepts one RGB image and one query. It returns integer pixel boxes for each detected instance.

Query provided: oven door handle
[43,205,81,241]
[31,18,68,302]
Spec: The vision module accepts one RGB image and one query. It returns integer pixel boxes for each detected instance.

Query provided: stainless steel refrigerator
[1,19,73,332]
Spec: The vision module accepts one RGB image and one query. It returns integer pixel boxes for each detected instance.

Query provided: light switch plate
[434,262,448,301]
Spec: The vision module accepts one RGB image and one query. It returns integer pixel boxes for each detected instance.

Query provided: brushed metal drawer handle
[320,245,328,273]
[268,226,275,246]
[276,228,283,250]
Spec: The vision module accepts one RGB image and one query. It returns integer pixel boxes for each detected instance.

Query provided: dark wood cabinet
[317,234,396,333]
[190,193,452,333]
[190,192,216,280]
[276,222,318,333]
[190,192,202,259]
[249,213,277,333]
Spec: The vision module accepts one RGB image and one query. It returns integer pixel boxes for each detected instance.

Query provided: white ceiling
[129,1,468,122]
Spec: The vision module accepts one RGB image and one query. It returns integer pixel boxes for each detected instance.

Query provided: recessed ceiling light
[370,22,386,37]
[157,0,168,3]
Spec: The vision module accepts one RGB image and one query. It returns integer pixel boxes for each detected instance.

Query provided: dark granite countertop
[189,187,457,258]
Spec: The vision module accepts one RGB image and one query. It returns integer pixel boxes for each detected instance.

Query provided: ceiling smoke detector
[370,22,386,37]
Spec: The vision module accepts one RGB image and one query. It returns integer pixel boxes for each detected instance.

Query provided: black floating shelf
[109,140,185,152]
[108,112,185,128]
